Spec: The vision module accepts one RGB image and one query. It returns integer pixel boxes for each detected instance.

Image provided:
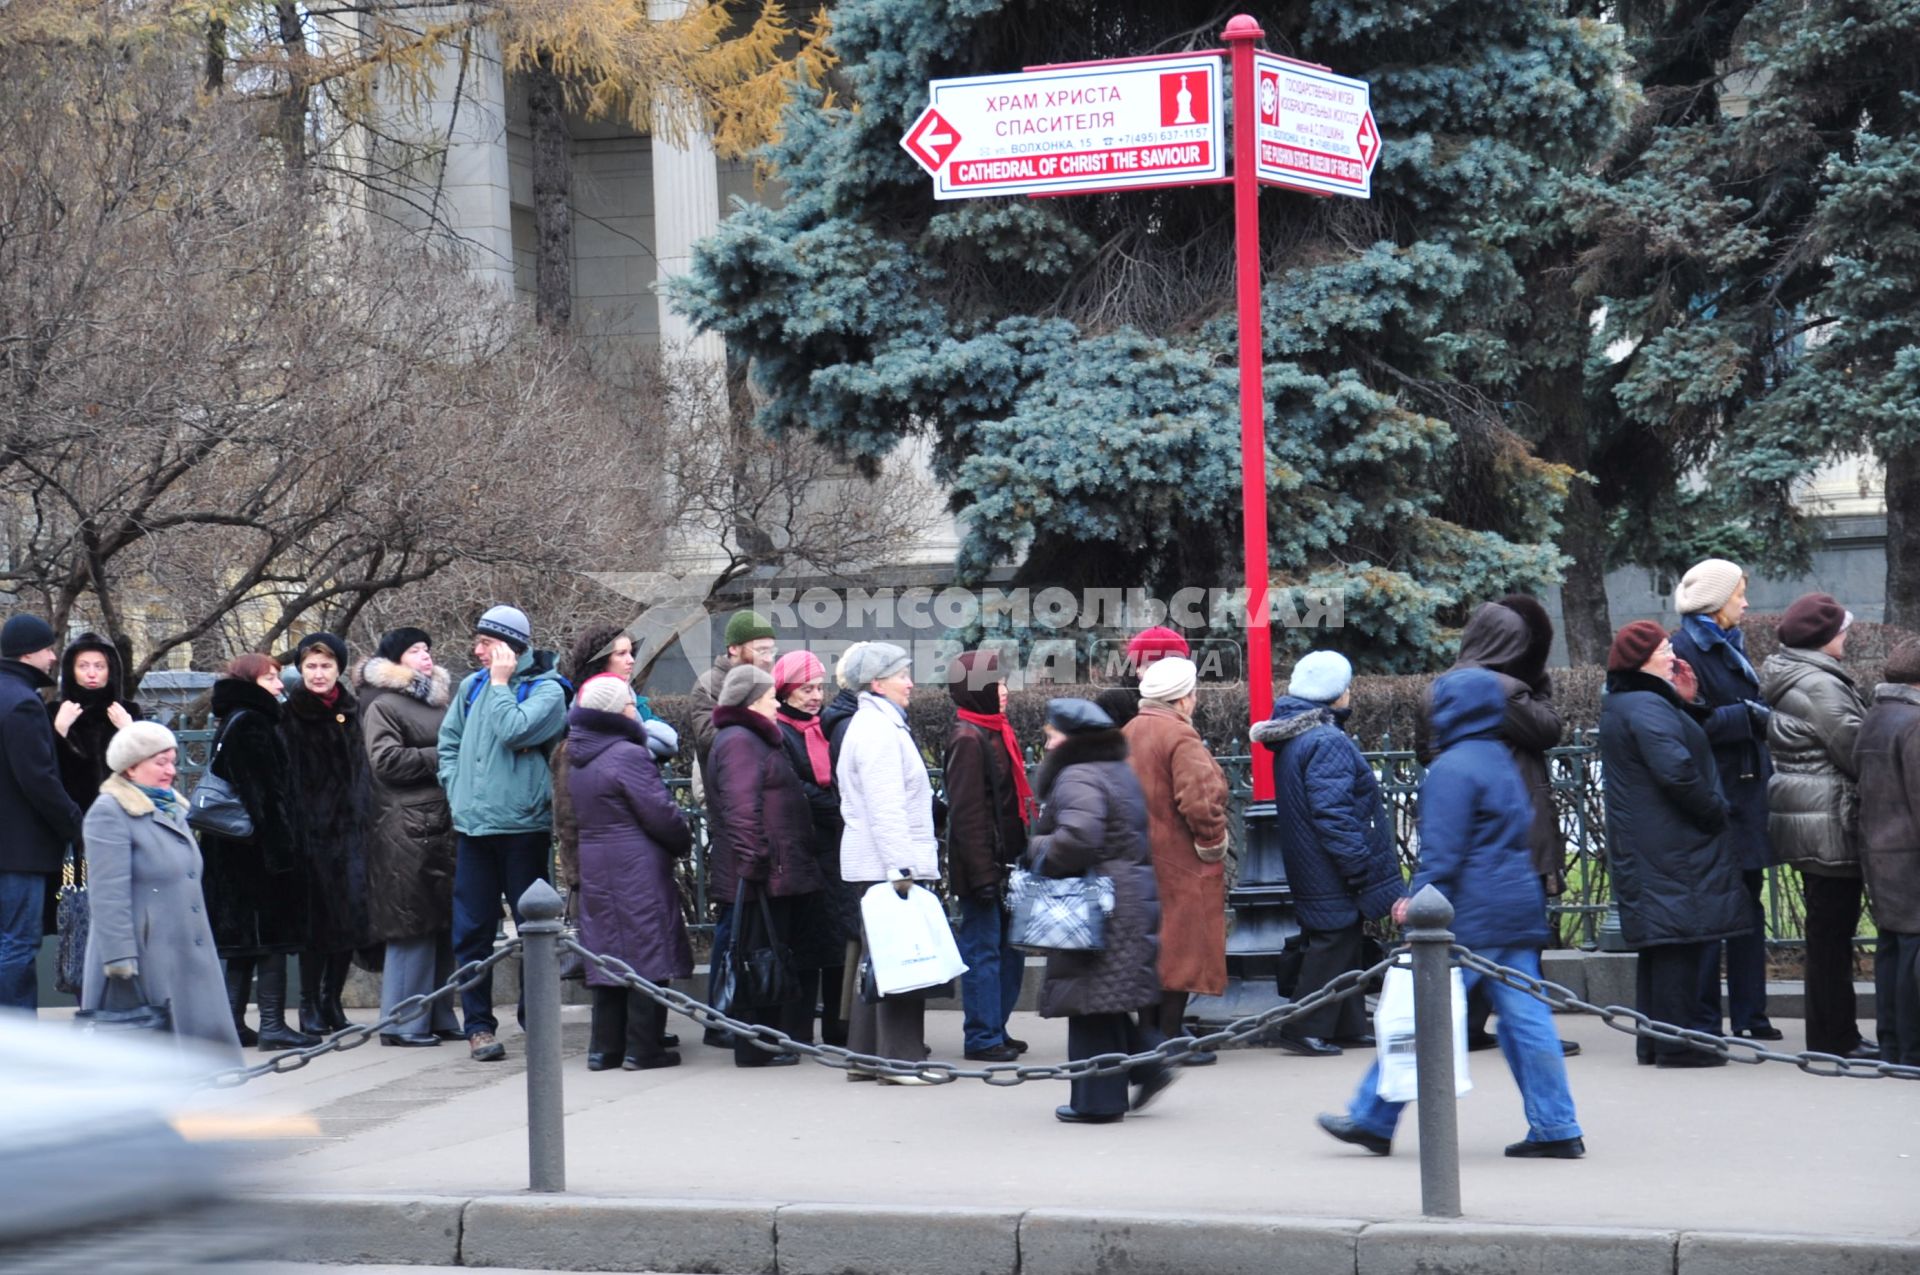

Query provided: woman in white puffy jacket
[834,642,939,1081]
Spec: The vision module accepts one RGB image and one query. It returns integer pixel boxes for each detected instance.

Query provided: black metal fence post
[1406,883,1461,1218]
[518,879,567,1193]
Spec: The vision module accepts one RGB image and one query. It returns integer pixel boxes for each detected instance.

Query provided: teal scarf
[136,783,182,816]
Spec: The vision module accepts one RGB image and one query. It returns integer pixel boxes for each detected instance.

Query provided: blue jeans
[451,832,550,1037]
[0,871,47,1012]
[1345,947,1581,1145]
[956,895,1024,1052]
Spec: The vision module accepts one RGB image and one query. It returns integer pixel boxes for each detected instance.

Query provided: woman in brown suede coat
[1122,656,1229,1057]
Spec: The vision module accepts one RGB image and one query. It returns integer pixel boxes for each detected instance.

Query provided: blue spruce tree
[675,0,1624,668]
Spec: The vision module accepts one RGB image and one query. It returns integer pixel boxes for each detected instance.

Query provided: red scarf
[776,705,833,787]
[315,683,343,709]
[956,708,1033,824]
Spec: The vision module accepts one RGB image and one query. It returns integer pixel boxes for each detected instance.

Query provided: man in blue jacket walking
[438,605,569,1061]
[1251,651,1404,1056]
[1317,668,1585,1160]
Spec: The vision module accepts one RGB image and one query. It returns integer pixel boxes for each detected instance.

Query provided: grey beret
[718,662,776,708]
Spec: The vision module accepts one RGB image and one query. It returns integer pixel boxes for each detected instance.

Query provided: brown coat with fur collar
[357,657,456,942]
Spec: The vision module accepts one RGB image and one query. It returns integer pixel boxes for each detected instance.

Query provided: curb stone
[1357,1221,1677,1275]
[461,1196,778,1273]
[257,1193,465,1266]
[258,1194,1920,1273]
[1019,1209,1363,1275]
[774,1203,1022,1275]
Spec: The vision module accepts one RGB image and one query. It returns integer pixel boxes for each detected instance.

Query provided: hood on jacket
[58,631,130,703]
[1250,694,1342,746]
[567,703,645,768]
[1874,684,1920,709]
[1761,645,1857,700]
[1431,668,1507,751]
[1032,726,1128,799]
[1455,603,1531,676]
[712,702,782,747]
[1496,594,1554,687]
[356,655,452,708]
[211,675,283,722]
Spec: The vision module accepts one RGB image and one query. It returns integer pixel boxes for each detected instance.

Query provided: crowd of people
[0,565,1912,1132]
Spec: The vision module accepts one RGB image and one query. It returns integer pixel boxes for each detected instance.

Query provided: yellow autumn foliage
[0,0,832,158]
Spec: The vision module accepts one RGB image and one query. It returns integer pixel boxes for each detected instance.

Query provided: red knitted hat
[1607,620,1669,673]
[1127,626,1190,669]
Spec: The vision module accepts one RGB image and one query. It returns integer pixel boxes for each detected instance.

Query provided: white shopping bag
[861,883,969,996]
[1373,964,1472,1102]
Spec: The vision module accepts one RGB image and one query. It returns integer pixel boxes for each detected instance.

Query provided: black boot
[257,954,321,1050]
[321,951,358,1032]
[225,958,258,1048]
[297,951,330,1037]
[587,986,624,1071]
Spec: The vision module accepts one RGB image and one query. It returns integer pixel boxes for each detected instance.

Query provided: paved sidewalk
[205,1004,1920,1244]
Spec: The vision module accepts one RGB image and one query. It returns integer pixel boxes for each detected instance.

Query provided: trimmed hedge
[647,614,1917,756]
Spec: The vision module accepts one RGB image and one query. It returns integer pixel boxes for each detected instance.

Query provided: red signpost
[900,14,1379,803]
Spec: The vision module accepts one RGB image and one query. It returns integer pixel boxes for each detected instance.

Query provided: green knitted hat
[724,610,775,648]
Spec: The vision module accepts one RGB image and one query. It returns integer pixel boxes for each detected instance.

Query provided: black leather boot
[296,951,330,1038]
[225,957,258,1048]
[320,951,358,1032]
[256,954,321,1050]
[587,986,623,1071]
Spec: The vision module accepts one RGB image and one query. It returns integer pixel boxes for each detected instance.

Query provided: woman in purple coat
[567,674,693,1072]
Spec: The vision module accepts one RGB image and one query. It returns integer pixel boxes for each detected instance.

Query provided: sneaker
[1316,1113,1391,1156]
[468,1031,505,1062]
[1005,1036,1031,1054]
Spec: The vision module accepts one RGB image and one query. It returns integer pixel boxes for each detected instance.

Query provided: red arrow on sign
[1356,110,1379,171]
[901,107,962,175]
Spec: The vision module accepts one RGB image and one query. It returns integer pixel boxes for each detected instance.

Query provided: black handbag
[731,884,800,1010]
[74,974,173,1036]
[54,850,89,996]
[187,711,254,840]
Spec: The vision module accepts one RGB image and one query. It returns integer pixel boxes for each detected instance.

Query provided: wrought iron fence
[171,727,1824,950]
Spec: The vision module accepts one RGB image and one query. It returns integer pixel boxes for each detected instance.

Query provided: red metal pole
[1224,14,1274,801]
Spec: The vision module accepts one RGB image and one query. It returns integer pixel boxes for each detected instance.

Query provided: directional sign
[899,55,1225,200]
[1251,53,1379,199]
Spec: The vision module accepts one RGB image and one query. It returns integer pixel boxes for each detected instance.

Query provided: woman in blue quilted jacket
[1317,668,1584,1161]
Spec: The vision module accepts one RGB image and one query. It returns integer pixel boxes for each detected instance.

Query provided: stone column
[647,0,725,362]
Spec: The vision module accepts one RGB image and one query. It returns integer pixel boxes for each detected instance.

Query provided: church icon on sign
[1159,71,1209,127]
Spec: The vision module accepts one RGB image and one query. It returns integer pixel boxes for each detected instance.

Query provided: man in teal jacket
[439,604,569,1060]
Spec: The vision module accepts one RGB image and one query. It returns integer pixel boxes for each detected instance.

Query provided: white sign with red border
[900,55,1225,200]
[1251,53,1379,198]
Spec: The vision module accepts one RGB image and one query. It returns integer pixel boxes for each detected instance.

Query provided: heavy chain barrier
[562,937,1396,1083]
[1453,947,1920,1080]
[198,935,1920,1088]
[201,944,523,1088]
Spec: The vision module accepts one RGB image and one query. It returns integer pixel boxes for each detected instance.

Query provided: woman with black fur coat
[282,632,376,1036]
[50,633,145,840]
[201,653,315,1049]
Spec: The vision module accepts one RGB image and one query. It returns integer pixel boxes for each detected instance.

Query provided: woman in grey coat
[81,722,241,1062]
[1761,593,1874,1058]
